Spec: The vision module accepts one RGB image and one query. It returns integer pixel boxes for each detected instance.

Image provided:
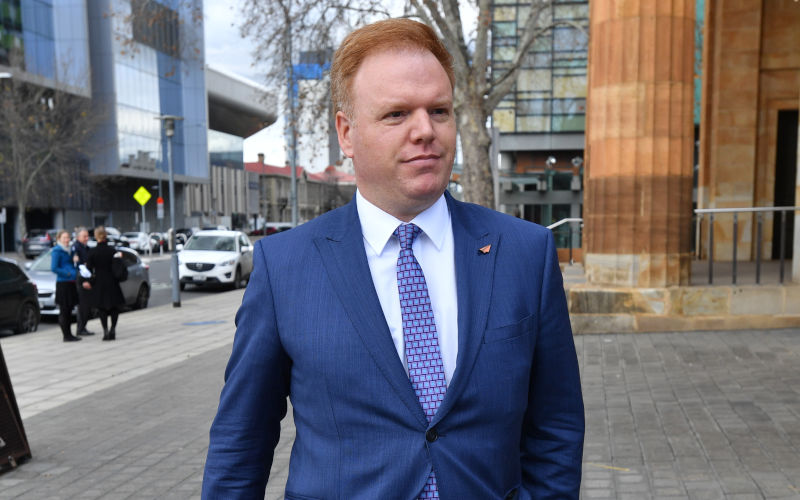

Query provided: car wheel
[180,282,186,291]
[233,267,242,289]
[15,302,39,334]
[134,283,150,309]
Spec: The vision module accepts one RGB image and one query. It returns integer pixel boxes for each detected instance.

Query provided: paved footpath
[1,287,799,498]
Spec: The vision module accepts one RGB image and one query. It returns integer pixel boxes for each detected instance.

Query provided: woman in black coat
[87,226,125,340]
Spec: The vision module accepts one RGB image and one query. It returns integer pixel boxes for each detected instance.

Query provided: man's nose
[408,110,435,143]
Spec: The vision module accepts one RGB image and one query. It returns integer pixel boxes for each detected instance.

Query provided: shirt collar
[356,190,450,256]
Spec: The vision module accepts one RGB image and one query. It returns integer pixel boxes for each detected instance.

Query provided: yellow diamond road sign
[134,186,152,206]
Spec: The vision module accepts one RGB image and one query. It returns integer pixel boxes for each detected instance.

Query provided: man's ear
[335,110,354,158]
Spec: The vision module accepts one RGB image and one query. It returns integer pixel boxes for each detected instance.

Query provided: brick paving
[1,287,799,498]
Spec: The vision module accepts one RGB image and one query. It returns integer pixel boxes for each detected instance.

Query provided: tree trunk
[16,200,26,253]
[457,105,494,208]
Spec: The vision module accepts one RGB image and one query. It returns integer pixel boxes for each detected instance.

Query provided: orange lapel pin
[479,244,491,254]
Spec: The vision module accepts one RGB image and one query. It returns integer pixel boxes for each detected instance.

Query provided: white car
[178,230,254,290]
[122,232,154,253]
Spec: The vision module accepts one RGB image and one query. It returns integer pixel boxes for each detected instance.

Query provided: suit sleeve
[520,230,585,499]
[202,242,291,498]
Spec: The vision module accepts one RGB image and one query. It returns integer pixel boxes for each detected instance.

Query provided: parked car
[21,228,58,259]
[177,230,253,290]
[149,232,167,252]
[0,257,40,334]
[249,222,293,236]
[122,232,155,253]
[26,246,151,316]
[174,228,197,245]
[87,228,129,249]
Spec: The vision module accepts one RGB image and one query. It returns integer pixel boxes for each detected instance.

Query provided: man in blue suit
[203,18,584,499]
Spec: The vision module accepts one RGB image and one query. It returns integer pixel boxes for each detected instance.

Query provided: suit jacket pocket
[483,314,535,344]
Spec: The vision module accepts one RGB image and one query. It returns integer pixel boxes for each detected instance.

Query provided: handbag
[111,257,128,282]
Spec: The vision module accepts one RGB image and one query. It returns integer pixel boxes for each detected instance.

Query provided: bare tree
[0,76,100,242]
[239,0,577,208]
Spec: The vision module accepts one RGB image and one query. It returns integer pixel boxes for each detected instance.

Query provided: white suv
[177,230,254,289]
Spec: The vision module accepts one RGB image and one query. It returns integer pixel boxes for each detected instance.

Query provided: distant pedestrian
[87,226,125,341]
[71,226,95,336]
[51,230,81,342]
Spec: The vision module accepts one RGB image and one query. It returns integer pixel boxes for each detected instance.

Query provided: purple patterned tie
[395,223,446,499]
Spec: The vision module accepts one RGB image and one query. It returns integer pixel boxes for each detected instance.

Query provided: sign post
[134,186,152,234]
[0,207,5,254]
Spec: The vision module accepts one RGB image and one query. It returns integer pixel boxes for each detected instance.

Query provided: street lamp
[0,72,12,255]
[156,115,183,308]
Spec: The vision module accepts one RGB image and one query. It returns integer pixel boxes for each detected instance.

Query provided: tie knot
[394,223,422,250]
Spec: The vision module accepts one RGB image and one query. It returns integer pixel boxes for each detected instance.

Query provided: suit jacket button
[425,428,438,442]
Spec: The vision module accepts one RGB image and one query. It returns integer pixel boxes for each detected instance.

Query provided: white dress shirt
[356,190,458,385]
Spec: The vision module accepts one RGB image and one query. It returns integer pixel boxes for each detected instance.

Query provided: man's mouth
[404,154,440,163]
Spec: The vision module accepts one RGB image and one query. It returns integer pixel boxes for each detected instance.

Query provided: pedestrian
[71,226,95,336]
[86,226,125,341]
[50,229,81,342]
[202,18,584,499]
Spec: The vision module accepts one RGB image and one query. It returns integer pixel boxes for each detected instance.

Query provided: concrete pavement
[1,287,799,498]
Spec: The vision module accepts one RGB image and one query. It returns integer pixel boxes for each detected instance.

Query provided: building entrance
[772,110,798,259]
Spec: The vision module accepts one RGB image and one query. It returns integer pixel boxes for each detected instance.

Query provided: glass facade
[96,0,207,179]
[0,0,90,91]
[491,0,588,134]
[208,129,244,170]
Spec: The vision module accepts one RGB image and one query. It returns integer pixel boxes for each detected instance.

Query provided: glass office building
[0,0,91,93]
[491,0,588,235]
[88,0,207,181]
[491,0,588,135]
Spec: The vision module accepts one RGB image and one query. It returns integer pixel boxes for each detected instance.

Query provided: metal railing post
[732,213,738,285]
[568,225,574,265]
[708,213,714,285]
[756,213,762,284]
[780,210,786,283]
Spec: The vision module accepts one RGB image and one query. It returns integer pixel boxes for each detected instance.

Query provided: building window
[491,0,588,134]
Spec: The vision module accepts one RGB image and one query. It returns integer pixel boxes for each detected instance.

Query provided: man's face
[336,48,456,221]
[77,230,89,245]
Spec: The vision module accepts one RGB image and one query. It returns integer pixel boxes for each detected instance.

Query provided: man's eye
[386,111,405,119]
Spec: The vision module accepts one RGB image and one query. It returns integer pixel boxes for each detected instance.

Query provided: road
[25,252,244,336]
[144,254,241,309]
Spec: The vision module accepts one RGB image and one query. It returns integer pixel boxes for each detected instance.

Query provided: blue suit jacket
[202,193,584,499]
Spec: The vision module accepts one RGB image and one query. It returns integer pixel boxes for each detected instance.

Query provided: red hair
[331,18,454,118]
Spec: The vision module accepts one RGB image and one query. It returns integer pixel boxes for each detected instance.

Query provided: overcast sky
[203,0,287,166]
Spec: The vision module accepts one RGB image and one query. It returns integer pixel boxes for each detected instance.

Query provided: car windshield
[30,249,53,271]
[123,232,141,238]
[185,235,235,252]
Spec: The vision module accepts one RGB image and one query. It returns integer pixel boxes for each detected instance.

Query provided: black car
[21,228,58,259]
[0,257,40,334]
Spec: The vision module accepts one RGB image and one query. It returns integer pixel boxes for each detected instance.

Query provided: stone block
[729,286,784,315]
[784,285,800,313]
[673,287,730,316]
[569,288,640,314]
[570,314,635,334]
[635,288,669,315]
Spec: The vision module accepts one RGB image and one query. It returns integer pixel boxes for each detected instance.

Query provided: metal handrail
[695,206,800,214]
[546,217,583,230]
[547,218,583,265]
[694,206,799,285]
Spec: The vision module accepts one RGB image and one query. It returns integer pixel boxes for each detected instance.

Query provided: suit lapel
[314,200,428,427]
[432,194,498,426]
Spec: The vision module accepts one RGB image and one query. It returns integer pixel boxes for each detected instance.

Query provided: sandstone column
[794,87,800,284]
[584,0,695,287]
